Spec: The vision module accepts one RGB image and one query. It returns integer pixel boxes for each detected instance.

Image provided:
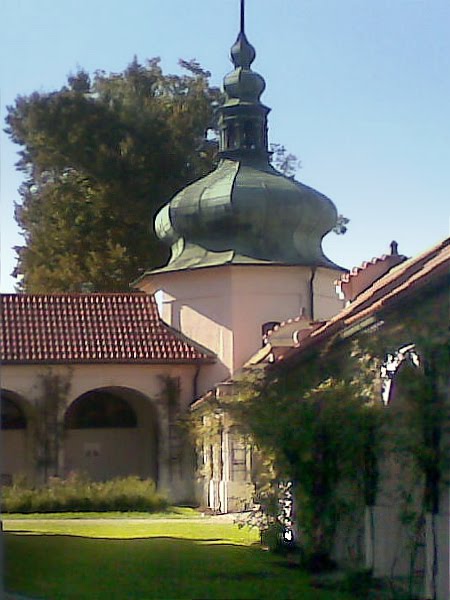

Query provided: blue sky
[1,0,449,291]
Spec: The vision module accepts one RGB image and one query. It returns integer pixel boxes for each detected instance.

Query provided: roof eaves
[1,357,216,366]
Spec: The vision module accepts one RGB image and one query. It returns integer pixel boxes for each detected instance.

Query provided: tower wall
[137,264,344,395]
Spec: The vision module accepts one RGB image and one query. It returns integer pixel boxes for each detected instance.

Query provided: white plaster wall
[65,428,147,481]
[230,266,343,369]
[230,266,307,369]
[314,268,346,320]
[141,269,232,393]
[140,264,344,394]
[357,381,450,599]
[2,363,197,412]
[365,394,425,581]
[372,505,418,577]
[1,430,29,478]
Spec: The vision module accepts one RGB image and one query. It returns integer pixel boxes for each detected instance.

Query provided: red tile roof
[277,237,450,364]
[0,293,215,365]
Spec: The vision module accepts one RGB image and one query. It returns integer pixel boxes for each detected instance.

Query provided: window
[230,435,248,482]
[243,121,256,149]
[226,123,236,149]
[262,321,280,345]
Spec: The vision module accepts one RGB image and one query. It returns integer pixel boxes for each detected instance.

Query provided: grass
[4,518,257,543]
[4,506,199,520]
[4,516,357,600]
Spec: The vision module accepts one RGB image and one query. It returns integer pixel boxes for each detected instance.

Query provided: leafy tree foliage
[5,58,222,291]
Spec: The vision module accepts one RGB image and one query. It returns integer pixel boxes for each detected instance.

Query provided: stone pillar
[219,428,230,514]
[211,438,223,512]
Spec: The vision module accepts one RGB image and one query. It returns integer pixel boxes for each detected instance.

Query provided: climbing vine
[218,341,384,567]
[158,375,182,478]
[32,368,72,483]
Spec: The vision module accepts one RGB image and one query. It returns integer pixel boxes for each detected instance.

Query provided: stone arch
[64,387,159,483]
[1,389,33,481]
[65,390,137,429]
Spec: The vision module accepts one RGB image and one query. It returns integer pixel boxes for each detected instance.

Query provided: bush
[2,474,168,513]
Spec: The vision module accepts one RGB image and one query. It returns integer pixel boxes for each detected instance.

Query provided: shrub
[2,474,168,513]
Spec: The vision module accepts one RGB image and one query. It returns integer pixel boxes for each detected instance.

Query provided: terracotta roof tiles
[0,293,215,365]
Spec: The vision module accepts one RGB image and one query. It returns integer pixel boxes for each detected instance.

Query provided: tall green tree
[6,58,221,291]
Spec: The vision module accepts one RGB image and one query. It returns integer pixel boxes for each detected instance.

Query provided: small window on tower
[227,123,236,149]
[262,321,280,346]
[243,121,256,149]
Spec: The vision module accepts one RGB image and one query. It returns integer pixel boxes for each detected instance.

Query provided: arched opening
[1,390,31,481]
[64,387,158,483]
[2,395,27,430]
[65,390,137,429]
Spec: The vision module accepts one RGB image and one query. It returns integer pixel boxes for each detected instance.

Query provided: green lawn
[4,506,199,520]
[4,516,356,599]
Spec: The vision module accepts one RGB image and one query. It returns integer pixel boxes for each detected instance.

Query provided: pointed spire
[231,0,256,69]
[218,0,270,160]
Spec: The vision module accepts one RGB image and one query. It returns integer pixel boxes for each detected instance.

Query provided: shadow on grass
[4,533,353,600]
[8,530,225,542]
[7,529,263,549]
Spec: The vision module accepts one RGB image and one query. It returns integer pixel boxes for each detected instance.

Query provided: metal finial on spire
[240,0,245,34]
[231,0,255,69]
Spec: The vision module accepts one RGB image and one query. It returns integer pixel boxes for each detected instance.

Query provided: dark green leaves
[6,58,222,291]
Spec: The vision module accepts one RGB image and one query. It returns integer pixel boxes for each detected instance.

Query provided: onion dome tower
[136,1,345,392]
[152,1,342,273]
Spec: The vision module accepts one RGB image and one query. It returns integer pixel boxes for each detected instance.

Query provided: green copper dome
[151,5,342,274]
